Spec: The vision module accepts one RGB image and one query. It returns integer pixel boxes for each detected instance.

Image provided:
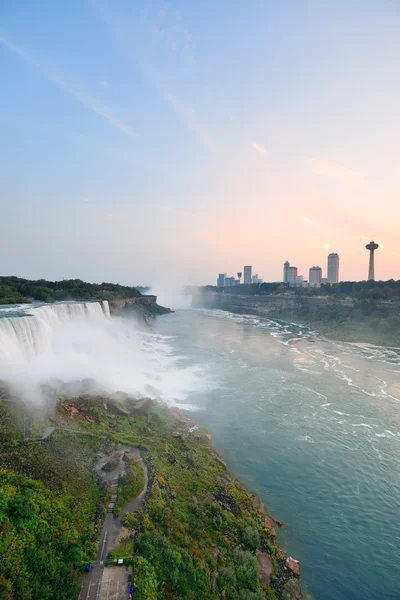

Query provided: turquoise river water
[153,308,400,600]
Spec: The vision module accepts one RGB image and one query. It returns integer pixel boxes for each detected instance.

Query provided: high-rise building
[252,274,263,284]
[283,261,298,284]
[243,265,252,284]
[309,266,322,286]
[225,277,237,287]
[296,275,304,285]
[217,273,226,287]
[366,241,379,280]
[327,253,339,284]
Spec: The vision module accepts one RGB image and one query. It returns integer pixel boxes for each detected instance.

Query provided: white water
[0,301,206,406]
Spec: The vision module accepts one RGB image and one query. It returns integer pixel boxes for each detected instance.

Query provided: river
[153,308,400,600]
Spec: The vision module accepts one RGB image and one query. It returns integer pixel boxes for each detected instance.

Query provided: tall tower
[327,253,339,284]
[283,261,290,283]
[366,241,379,280]
[243,266,252,284]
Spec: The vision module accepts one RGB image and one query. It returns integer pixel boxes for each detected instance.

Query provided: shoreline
[0,392,303,599]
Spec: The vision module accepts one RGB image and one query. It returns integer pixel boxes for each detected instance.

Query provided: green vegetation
[196,279,400,301]
[0,276,144,304]
[0,285,31,305]
[0,413,110,600]
[0,395,297,599]
[57,397,293,599]
[269,298,400,346]
[115,456,145,514]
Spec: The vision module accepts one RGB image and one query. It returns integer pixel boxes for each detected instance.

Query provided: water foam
[0,301,206,407]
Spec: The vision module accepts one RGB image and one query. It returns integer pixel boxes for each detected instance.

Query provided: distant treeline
[191,279,400,301]
[0,276,149,305]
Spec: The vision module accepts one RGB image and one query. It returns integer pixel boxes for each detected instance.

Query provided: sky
[1,0,400,287]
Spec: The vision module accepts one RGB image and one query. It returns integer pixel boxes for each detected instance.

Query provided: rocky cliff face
[109,295,172,319]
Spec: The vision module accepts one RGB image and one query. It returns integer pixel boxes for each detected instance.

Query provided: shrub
[242,526,260,551]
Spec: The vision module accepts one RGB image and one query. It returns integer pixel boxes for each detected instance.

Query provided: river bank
[192,291,400,346]
[0,392,302,600]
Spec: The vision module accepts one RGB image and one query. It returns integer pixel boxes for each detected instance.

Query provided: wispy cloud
[303,217,311,224]
[80,195,89,202]
[89,1,217,155]
[0,33,135,137]
[251,142,268,155]
[306,158,364,186]
[100,80,109,89]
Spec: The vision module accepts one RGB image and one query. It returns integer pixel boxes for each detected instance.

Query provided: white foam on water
[0,301,209,407]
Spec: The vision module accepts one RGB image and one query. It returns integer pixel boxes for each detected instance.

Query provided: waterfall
[0,301,110,363]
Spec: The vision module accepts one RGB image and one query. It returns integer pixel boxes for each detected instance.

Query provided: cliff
[193,291,400,346]
[109,295,172,319]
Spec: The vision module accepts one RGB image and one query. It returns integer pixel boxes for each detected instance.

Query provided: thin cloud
[251,142,268,155]
[0,34,135,137]
[80,195,89,202]
[89,1,216,155]
[306,158,364,186]
[303,217,311,224]
[100,80,109,88]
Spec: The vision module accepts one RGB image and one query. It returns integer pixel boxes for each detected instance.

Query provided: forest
[197,279,400,301]
[0,276,147,304]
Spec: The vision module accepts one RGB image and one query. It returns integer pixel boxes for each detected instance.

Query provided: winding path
[78,447,148,600]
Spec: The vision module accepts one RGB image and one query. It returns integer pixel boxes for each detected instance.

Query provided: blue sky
[1,0,400,286]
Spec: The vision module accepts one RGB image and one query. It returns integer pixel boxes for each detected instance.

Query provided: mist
[0,301,205,408]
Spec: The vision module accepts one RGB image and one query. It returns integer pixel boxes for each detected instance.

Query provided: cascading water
[0,302,109,362]
[0,301,207,406]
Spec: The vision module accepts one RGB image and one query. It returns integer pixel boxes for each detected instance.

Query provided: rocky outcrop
[256,551,273,587]
[109,295,171,318]
[283,578,302,599]
[286,557,300,576]
[130,397,154,416]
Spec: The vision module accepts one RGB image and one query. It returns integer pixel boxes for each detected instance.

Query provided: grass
[115,456,145,514]
[0,396,298,600]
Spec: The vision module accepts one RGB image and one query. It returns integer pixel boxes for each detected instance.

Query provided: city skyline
[215,242,391,288]
[1,2,400,287]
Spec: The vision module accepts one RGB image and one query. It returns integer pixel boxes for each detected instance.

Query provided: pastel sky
[1,0,399,287]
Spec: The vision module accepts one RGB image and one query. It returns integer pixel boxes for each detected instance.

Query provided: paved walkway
[78,448,148,600]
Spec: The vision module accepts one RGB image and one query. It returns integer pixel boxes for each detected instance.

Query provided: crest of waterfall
[0,301,109,363]
[0,300,205,407]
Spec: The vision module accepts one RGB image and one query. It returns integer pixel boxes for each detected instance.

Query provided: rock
[101,454,120,472]
[111,391,129,402]
[131,397,154,416]
[192,496,198,505]
[273,517,285,528]
[211,546,219,560]
[70,407,79,415]
[103,403,108,411]
[286,557,300,577]
[283,578,302,599]
[211,571,219,591]
[216,476,229,488]
[205,432,212,440]
[264,516,276,535]
[253,495,265,513]
[201,493,214,506]
[167,453,176,464]
[256,551,273,587]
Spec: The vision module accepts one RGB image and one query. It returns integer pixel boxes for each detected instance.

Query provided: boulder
[286,557,300,577]
[256,551,273,587]
[264,516,276,535]
[131,397,154,416]
[216,476,229,488]
[283,578,302,599]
